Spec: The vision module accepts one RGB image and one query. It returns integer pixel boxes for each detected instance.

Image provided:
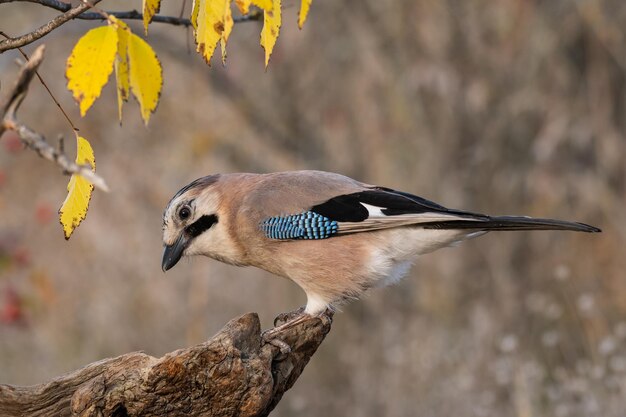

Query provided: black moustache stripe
[185,214,219,238]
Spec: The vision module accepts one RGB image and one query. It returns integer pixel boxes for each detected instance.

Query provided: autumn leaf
[191,0,200,29]
[59,134,96,240]
[298,0,312,29]
[235,0,251,14]
[112,17,130,122]
[221,1,234,64]
[128,33,163,125]
[142,0,161,34]
[66,18,162,124]
[195,0,230,65]
[260,0,281,68]
[252,0,273,11]
[66,25,118,116]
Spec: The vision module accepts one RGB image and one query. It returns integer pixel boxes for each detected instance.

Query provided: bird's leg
[262,307,334,357]
[263,312,312,340]
[262,311,311,356]
[274,306,306,326]
[264,337,292,356]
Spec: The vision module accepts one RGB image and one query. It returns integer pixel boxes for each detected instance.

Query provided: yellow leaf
[59,134,96,240]
[191,0,200,29]
[220,1,234,65]
[142,0,161,34]
[66,26,118,117]
[252,0,272,11]
[112,17,130,122]
[195,0,230,65]
[128,33,163,125]
[260,0,281,68]
[235,0,251,14]
[298,0,312,29]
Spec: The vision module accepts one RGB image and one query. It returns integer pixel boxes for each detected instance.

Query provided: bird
[162,170,600,328]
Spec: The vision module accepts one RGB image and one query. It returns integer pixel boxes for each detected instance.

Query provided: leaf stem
[0,46,109,192]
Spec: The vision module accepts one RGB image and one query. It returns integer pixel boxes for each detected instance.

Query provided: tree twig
[0,31,78,132]
[179,0,188,19]
[0,310,333,417]
[0,0,262,53]
[0,0,103,53]
[0,45,109,192]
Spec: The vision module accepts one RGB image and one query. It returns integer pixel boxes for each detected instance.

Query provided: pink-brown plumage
[162,170,600,314]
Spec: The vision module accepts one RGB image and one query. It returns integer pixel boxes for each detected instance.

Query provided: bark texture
[0,311,333,417]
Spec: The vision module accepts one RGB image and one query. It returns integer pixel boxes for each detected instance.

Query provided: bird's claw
[265,336,292,355]
[262,330,292,360]
[274,306,306,326]
[263,307,333,360]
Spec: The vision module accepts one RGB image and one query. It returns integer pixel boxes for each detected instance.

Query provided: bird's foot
[262,310,312,359]
[263,336,292,357]
[262,307,334,360]
[263,312,311,341]
[274,306,306,326]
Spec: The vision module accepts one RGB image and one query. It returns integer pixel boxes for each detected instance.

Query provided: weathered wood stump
[0,311,333,417]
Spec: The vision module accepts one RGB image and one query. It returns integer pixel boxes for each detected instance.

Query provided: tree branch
[0,311,333,417]
[0,0,261,53]
[0,45,109,192]
[0,0,103,53]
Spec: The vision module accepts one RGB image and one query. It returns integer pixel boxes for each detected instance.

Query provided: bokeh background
[1,1,624,415]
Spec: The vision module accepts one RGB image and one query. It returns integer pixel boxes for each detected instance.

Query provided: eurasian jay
[162,170,599,321]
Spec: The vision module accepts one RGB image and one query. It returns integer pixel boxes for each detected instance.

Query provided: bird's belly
[365,227,469,287]
[249,227,471,310]
[371,260,413,288]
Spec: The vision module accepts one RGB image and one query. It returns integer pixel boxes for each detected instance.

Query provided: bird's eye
[178,206,191,220]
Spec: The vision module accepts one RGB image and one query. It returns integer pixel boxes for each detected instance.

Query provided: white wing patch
[337,203,484,234]
[361,203,385,217]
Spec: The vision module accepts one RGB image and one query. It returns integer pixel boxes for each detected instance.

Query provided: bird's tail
[423,216,601,233]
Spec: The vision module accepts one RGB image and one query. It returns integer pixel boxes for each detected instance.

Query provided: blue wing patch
[261,211,339,240]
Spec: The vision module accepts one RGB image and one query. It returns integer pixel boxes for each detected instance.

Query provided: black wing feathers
[424,216,600,233]
[375,187,450,212]
[310,194,369,222]
[311,188,484,221]
[309,188,600,234]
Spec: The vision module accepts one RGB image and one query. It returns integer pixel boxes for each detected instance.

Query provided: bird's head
[162,174,233,271]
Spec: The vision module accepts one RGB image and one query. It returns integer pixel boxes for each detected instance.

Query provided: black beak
[162,234,188,272]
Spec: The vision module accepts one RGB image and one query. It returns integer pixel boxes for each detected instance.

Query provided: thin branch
[179,0,188,19]
[0,31,78,132]
[0,0,103,53]
[0,45,109,192]
[4,120,109,192]
[0,46,44,121]
[88,10,194,25]
[0,0,262,53]
[63,6,261,26]
[79,0,109,20]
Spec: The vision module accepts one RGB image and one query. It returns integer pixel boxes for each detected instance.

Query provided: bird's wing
[310,188,489,235]
[255,174,599,240]
[259,186,489,240]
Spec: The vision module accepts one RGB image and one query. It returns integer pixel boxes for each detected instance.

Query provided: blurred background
[0,0,624,415]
